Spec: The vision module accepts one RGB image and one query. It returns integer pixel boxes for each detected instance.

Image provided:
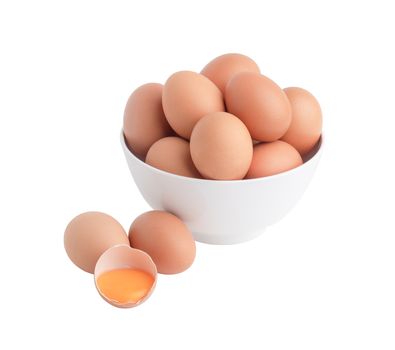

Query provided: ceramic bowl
[121,132,323,244]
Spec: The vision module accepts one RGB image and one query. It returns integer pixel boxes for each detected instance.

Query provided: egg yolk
[96,268,154,304]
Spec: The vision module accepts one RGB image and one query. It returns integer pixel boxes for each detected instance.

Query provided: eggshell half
[94,245,157,308]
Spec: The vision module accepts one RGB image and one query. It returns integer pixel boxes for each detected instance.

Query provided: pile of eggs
[65,53,323,308]
[124,53,322,180]
[64,210,196,308]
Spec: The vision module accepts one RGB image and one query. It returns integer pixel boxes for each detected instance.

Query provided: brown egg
[129,211,196,274]
[162,71,225,139]
[145,136,202,178]
[190,112,253,180]
[245,141,303,179]
[201,53,260,94]
[225,72,291,142]
[281,87,323,156]
[123,83,173,159]
[64,212,130,273]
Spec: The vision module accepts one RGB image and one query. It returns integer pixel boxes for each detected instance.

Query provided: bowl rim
[121,131,324,184]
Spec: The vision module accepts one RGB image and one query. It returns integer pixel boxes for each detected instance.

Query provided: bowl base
[192,228,266,245]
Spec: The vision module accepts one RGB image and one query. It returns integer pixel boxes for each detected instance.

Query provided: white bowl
[121,132,323,244]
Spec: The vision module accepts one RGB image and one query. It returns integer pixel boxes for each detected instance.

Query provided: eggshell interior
[94,245,157,308]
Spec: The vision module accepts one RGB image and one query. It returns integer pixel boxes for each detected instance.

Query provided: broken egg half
[94,245,157,308]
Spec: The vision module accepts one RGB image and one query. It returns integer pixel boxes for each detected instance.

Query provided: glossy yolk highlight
[97,268,154,304]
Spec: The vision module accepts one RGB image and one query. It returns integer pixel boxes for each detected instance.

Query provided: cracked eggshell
[94,245,157,308]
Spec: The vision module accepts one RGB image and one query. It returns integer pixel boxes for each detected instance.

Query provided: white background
[1,1,394,349]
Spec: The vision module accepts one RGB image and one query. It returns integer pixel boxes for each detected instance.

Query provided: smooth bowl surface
[121,132,323,244]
